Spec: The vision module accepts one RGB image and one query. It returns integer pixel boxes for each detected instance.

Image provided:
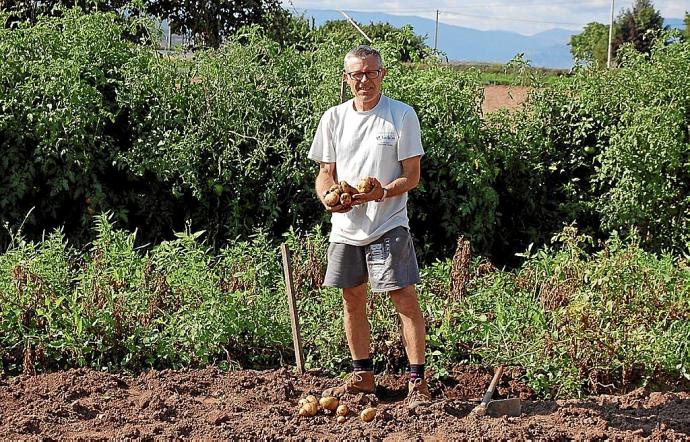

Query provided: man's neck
[353,94,382,112]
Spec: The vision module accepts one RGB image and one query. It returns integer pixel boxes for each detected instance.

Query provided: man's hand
[352,177,384,205]
[324,202,353,213]
[316,162,353,213]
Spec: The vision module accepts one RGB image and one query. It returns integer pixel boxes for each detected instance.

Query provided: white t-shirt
[308,95,425,246]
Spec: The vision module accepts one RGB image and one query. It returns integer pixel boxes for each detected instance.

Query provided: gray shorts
[323,226,420,292]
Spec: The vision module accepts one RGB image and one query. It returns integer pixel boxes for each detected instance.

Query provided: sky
[281,0,689,35]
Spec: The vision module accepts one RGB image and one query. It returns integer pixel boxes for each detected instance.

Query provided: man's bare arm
[316,162,351,213]
[353,155,422,204]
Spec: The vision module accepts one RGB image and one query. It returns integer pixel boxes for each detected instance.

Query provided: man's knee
[343,284,367,314]
[390,285,422,318]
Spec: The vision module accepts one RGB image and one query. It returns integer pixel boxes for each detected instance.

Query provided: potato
[336,404,349,417]
[339,181,358,195]
[319,396,339,411]
[360,407,376,422]
[324,191,340,207]
[339,193,352,206]
[328,184,341,194]
[337,415,347,424]
[357,177,374,194]
[299,402,318,417]
[305,395,318,404]
[298,398,309,407]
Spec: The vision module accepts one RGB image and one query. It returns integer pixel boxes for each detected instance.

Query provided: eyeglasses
[345,70,382,81]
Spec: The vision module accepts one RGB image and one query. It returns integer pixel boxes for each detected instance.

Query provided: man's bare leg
[343,282,370,359]
[389,284,425,364]
[390,284,430,407]
[321,283,374,397]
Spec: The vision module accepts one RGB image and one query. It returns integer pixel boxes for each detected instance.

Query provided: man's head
[343,45,387,110]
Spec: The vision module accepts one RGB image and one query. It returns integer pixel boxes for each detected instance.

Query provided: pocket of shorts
[367,238,392,280]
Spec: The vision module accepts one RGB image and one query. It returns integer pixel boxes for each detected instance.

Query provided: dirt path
[482,85,530,114]
[1,366,688,439]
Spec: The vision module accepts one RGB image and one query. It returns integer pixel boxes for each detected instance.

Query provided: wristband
[375,187,388,202]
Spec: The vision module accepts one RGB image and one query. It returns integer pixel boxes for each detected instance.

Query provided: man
[307,45,430,409]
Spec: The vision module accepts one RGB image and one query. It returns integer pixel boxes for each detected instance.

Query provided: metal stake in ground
[280,243,305,374]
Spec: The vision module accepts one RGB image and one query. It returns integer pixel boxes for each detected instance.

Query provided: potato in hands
[322,177,377,209]
[357,177,374,194]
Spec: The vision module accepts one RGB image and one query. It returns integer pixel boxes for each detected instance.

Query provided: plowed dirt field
[2,366,689,440]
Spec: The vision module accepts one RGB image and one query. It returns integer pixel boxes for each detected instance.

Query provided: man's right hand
[316,162,353,213]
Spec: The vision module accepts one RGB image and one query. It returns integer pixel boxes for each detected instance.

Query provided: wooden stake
[339,78,347,103]
[280,243,305,374]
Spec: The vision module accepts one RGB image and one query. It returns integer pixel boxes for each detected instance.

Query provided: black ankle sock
[353,358,373,372]
[409,364,425,380]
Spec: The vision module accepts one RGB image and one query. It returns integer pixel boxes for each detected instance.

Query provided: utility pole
[434,10,439,51]
[607,0,615,68]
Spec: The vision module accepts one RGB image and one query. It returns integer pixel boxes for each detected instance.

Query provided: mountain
[295,9,686,69]
[665,18,685,30]
[296,9,576,68]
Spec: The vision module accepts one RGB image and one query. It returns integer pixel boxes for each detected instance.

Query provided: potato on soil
[340,193,352,206]
[360,407,376,422]
[336,404,349,417]
[319,396,339,411]
[337,415,347,424]
[305,395,318,404]
[299,402,318,417]
[357,177,374,194]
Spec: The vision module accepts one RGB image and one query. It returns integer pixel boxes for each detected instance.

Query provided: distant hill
[665,18,685,30]
[296,9,685,69]
[297,9,575,68]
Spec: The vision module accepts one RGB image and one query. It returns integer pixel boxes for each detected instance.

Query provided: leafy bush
[1,9,493,262]
[1,8,689,267]
[486,34,690,260]
[2,218,688,398]
[0,215,293,372]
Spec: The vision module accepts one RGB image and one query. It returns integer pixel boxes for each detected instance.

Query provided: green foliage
[612,0,665,60]
[596,105,690,249]
[145,0,285,49]
[684,12,690,41]
[0,9,493,262]
[0,9,158,242]
[2,219,688,398]
[569,0,666,67]
[385,63,494,257]
[315,20,432,63]
[1,8,689,266]
[485,35,690,260]
[0,0,129,27]
[0,215,293,373]
[570,22,609,66]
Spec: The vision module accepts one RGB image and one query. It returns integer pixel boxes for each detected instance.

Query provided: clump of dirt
[0,366,688,439]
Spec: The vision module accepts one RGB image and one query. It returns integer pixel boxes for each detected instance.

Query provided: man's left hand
[352,178,384,205]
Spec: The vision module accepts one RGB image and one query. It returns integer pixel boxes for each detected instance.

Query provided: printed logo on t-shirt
[375,131,398,148]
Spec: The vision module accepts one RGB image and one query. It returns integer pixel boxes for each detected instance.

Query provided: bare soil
[1,366,689,440]
[482,85,530,114]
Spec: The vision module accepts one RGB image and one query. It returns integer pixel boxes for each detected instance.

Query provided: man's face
[344,55,387,107]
